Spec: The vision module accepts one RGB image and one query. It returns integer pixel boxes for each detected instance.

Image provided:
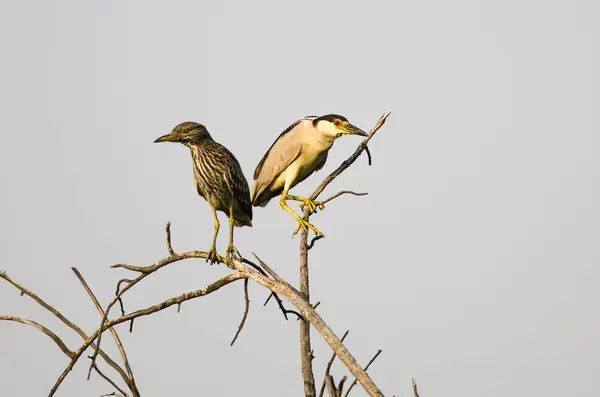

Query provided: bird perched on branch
[250,114,367,237]
[154,122,252,264]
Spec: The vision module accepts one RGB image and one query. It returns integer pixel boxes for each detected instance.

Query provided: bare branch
[307,235,324,251]
[365,145,373,166]
[0,316,74,358]
[337,377,348,396]
[319,330,349,397]
[0,272,130,388]
[115,279,133,295]
[48,272,245,397]
[242,257,301,321]
[343,349,383,397]
[92,363,129,397]
[165,221,175,256]
[297,302,321,323]
[230,279,250,346]
[326,375,337,397]
[299,210,317,397]
[71,268,139,396]
[412,378,419,397]
[322,191,368,205]
[310,112,391,201]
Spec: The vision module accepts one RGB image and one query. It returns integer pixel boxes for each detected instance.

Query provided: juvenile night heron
[154,122,252,264]
[250,114,367,237]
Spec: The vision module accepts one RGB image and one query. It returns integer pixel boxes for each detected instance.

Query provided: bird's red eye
[333,119,341,127]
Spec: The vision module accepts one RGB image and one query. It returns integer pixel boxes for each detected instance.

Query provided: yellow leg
[280,193,324,238]
[226,206,241,261]
[287,194,325,214]
[206,206,222,265]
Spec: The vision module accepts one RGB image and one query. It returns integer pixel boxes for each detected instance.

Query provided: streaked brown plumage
[154,121,252,263]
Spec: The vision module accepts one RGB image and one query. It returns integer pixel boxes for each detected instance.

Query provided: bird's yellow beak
[340,121,368,137]
[154,133,178,143]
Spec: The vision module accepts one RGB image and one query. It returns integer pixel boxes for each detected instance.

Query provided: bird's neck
[316,132,337,149]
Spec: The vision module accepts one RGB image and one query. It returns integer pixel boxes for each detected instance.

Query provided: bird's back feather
[251,116,318,206]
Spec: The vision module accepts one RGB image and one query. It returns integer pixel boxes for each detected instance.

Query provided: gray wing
[251,117,314,204]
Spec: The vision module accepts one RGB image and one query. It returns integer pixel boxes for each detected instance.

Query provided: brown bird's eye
[333,119,341,127]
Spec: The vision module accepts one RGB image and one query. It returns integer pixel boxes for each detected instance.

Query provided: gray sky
[1,1,598,396]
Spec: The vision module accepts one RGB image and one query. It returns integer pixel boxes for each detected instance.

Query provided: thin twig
[326,375,337,397]
[307,235,324,250]
[92,363,129,397]
[71,267,139,396]
[343,350,383,397]
[310,112,391,202]
[412,378,419,397]
[242,257,300,321]
[0,272,130,389]
[165,221,175,256]
[365,146,373,166]
[115,279,133,295]
[322,191,368,205]
[230,279,250,346]
[337,377,348,396]
[319,330,350,397]
[0,316,74,358]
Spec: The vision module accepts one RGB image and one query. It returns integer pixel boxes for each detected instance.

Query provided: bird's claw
[226,245,241,262]
[292,219,325,238]
[299,199,325,214]
[206,247,222,265]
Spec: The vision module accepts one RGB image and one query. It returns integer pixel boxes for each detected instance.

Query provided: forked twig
[319,330,350,397]
[71,268,139,396]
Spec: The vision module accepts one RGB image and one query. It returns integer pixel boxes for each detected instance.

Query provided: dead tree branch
[230,278,250,346]
[299,212,317,397]
[319,330,350,397]
[71,268,139,396]
[0,272,130,390]
[92,363,130,397]
[0,316,74,357]
[49,272,246,397]
[322,191,368,205]
[165,221,175,255]
[343,349,383,397]
[412,378,419,397]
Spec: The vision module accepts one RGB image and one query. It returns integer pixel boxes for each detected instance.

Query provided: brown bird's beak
[341,122,368,137]
[154,133,178,143]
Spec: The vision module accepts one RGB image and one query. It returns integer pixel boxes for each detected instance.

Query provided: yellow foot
[206,246,222,265]
[226,244,241,262]
[292,218,325,238]
[298,198,325,214]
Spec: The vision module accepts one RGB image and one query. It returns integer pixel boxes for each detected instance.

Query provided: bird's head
[154,122,213,145]
[312,114,368,139]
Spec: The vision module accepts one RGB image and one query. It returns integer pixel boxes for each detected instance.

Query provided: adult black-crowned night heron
[154,122,252,264]
[250,114,367,237]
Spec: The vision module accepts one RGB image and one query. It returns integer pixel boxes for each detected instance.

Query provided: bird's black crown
[312,114,348,126]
